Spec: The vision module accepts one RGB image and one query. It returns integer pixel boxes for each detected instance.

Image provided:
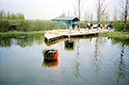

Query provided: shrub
[0,20,10,32]
[80,22,87,28]
[113,22,129,31]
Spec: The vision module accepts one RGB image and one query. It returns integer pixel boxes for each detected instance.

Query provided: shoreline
[0,30,129,38]
[0,31,45,38]
[99,31,129,38]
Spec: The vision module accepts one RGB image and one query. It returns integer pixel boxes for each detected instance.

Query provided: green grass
[0,32,45,38]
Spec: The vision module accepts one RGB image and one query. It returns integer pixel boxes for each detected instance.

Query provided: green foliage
[0,10,25,20]
[111,37,129,45]
[0,34,44,48]
[113,22,129,31]
[0,32,45,38]
[0,10,6,19]
[80,22,87,28]
[0,20,10,32]
[0,20,59,32]
[99,21,109,25]
[20,20,33,31]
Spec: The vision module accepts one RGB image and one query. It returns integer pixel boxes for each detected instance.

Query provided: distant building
[52,17,79,28]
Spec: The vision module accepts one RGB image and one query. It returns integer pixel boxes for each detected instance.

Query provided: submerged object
[43,49,58,61]
[65,40,74,48]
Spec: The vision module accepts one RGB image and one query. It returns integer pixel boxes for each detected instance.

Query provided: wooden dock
[44,29,103,42]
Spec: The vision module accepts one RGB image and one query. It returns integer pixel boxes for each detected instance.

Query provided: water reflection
[109,37,129,85]
[116,43,128,85]
[0,35,129,85]
[44,38,65,46]
[64,40,75,50]
[74,61,80,79]
[34,35,44,45]
[92,37,102,73]
[0,35,44,48]
[42,60,58,68]
[42,50,61,85]
[111,37,129,46]
[73,39,80,79]
[44,40,58,46]
[15,37,34,48]
[0,38,13,47]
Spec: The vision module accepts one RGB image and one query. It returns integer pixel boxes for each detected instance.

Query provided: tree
[105,14,110,22]
[73,0,84,20]
[74,9,77,17]
[17,13,25,20]
[103,11,110,22]
[10,13,17,20]
[0,9,6,19]
[119,0,129,31]
[113,7,118,21]
[0,10,25,20]
[95,0,107,23]
[7,12,11,20]
[83,10,94,22]
[90,14,93,22]
[67,11,70,17]
[83,10,88,21]
[73,0,84,30]
[59,11,66,17]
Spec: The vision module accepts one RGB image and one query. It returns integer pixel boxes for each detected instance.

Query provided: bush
[0,20,10,32]
[80,22,87,28]
[0,20,61,32]
[113,22,129,31]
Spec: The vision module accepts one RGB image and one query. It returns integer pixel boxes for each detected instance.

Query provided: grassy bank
[0,32,45,38]
[99,31,129,38]
[1,30,129,38]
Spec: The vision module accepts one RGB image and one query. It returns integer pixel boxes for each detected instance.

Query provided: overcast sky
[0,0,121,20]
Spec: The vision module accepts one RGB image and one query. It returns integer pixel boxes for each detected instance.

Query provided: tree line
[60,0,128,22]
[0,10,25,20]
[0,0,129,32]
[60,0,129,31]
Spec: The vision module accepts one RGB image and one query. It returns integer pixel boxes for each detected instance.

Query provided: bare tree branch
[119,0,129,30]
[73,0,84,20]
[95,0,107,22]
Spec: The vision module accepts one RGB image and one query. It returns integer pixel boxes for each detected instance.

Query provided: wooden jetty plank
[45,29,102,42]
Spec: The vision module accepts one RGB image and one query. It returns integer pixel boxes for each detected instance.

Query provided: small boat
[65,40,74,48]
[43,49,58,61]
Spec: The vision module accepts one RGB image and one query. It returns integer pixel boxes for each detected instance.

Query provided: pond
[0,35,129,85]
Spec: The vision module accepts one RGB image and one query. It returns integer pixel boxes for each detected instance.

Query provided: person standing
[87,23,90,29]
[108,24,111,31]
[105,24,107,29]
[90,23,93,28]
[100,24,103,29]
[72,23,75,30]
[98,24,100,29]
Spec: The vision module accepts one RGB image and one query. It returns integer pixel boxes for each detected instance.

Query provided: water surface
[0,35,129,85]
